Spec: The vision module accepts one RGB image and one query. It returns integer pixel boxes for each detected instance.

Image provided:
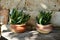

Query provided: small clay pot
[10,24,26,33]
[36,24,53,34]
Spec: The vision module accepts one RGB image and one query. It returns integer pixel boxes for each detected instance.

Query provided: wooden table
[1,25,60,40]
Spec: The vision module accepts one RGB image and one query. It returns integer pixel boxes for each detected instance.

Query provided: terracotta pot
[36,24,53,34]
[10,24,26,33]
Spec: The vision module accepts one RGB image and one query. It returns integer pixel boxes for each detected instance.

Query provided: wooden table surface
[1,30,60,40]
[1,25,60,40]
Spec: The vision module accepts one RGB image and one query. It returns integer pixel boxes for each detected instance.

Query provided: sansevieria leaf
[9,8,30,24]
[36,11,53,25]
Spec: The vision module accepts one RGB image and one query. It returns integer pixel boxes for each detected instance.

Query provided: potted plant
[9,8,30,33]
[36,11,53,34]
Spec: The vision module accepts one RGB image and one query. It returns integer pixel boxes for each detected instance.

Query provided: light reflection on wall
[40,3,47,9]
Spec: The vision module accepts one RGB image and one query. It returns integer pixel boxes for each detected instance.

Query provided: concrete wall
[0,0,60,26]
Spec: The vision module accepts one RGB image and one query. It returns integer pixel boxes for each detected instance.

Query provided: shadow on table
[0,36,8,40]
[7,30,60,40]
[8,31,34,40]
[35,30,60,40]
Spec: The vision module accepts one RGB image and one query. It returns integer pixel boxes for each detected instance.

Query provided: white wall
[51,12,60,26]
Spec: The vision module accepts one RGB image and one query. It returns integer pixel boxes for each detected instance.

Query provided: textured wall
[25,0,60,11]
[0,0,60,11]
[51,12,60,26]
[0,0,25,9]
[0,9,9,24]
[0,0,60,26]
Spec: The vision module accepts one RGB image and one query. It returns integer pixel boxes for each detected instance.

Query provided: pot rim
[36,23,52,26]
[10,24,26,27]
[10,24,26,25]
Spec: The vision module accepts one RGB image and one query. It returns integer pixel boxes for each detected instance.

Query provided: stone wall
[0,0,60,11]
[0,0,60,26]
[0,8,9,24]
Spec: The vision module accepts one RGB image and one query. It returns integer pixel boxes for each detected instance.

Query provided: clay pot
[10,24,26,33]
[36,24,53,34]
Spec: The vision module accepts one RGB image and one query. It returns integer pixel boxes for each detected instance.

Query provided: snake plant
[36,11,53,25]
[9,8,30,24]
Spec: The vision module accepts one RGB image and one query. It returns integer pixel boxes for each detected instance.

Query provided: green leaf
[36,11,53,25]
[10,8,30,24]
[21,14,30,23]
